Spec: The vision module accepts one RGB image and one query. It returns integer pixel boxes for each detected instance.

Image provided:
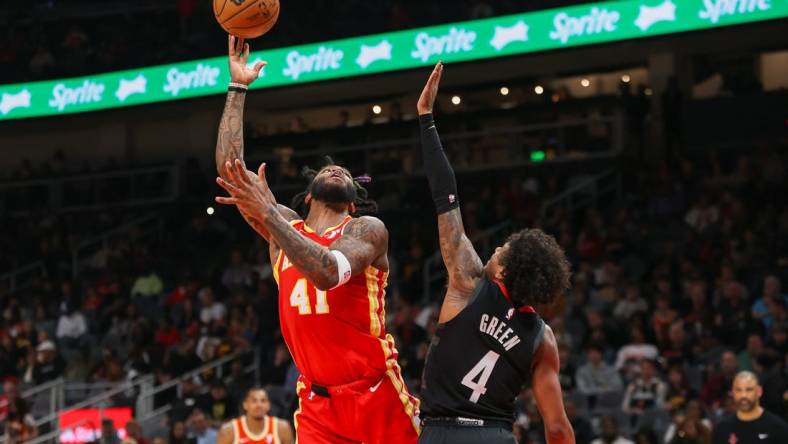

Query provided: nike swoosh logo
[369,379,384,392]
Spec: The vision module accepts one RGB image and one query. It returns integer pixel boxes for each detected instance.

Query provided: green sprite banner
[1,0,786,120]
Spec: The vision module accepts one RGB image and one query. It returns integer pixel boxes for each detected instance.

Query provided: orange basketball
[213,0,280,39]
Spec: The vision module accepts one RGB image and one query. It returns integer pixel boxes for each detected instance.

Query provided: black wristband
[228,86,247,94]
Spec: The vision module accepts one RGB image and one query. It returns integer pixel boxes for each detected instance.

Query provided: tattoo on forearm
[215,91,246,175]
[261,207,336,284]
[438,209,483,281]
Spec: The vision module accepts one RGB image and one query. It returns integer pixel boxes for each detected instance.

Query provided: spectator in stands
[564,397,594,444]
[713,280,752,349]
[171,378,201,423]
[95,418,121,444]
[198,381,236,427]
[4,397,38,443]
[752,275,787,330]
[187,409,217,444]
[0,380,20,423]
[622,359,667,415]
[131,268,164,299]
[25,340,65,384]
[0,334,23,380]
[614,284,648,321]
[221,250,253,292]
[737,333,763,372]
[56,300,90,359]
[198,288,226,326]
[591,415,634,444]
[664,365,696,413]
[664,399,712,444]
[576,344,623,398]
[765,322,787,354]
[701,351,738,411]
[170,420,195,444]
[652,293,678,346]
[616,326,659,381]
[125,420,149,444]
[661,321,692,367]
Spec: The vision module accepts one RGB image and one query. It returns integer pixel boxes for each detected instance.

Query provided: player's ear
[349,202,356,215]
[305,193,312,206]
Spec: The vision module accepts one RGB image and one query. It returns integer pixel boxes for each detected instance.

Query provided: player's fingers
[225,160,241,185]
[257,162,267,183]
[236,37,245,56]
[253,61,267,75]
[216,176,238,193]
[215,196,237,205]
[242,43,250,64]
[234,159,250,184]
[228,35,234,56]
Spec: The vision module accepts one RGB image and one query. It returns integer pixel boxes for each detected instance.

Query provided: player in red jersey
[217,387,293,444]
[213,36,419,444]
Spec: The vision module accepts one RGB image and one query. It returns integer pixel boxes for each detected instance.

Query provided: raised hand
[417,61,443,115]
[216,159,276,222]
[228,35,266,86]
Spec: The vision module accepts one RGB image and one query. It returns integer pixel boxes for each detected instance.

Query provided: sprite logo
[163,64,221,97]
[411,27,477,62]
[283,47,344,80]
[699,0,771,23]
[49,80,105,111]
[549,7,620,44]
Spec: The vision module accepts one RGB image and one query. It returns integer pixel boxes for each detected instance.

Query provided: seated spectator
[622,360,667,415]
[564,397,594,444]
[125,420,149,444]
[198,288,226,325]
[616,326,659,381]
[652,294,678,345]
[663,400,711,444]
[614,284,648,321]
[700,350,738,411]
[5,397,38,443]
[661,321,693,367]
[131,269,164,299]
[591,415,634,444]
[187,409,217,444]
[197,381,236,427]
[664,366,696,413]
[736,333,763,372]
[25,340,65,385]
[93,418,120,444]
[170,420,196,444]
[576,344,623,397]
[751,275,788,330]
[56,301,90,358]
[221,250,253,292]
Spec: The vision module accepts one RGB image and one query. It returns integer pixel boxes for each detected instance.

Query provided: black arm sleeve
[419,113,459,215]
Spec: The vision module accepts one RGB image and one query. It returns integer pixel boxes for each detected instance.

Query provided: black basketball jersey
[420,277,545,424]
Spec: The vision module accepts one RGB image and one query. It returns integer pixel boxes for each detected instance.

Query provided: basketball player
[217,387,293,444]
[415,62,575,444]
[711,371,788,444]
[213,36,420,443]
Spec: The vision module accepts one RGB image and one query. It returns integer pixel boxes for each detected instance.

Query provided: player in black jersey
[415,62,575,444]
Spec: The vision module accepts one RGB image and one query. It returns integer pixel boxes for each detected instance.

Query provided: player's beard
[310,177,357,205]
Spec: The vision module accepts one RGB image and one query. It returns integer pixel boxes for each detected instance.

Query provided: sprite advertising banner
[1,0,786,121]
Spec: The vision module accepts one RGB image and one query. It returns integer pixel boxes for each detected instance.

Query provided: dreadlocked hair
[289,156,378,218]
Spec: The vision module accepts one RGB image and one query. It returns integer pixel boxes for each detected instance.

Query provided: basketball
[213,0,280,39]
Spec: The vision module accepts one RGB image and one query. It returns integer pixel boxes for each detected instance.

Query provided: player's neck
[306,202,349,234]
[737,405,763,421]
[244,415,267,434]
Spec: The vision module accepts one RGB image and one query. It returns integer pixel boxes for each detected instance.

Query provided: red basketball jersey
[274,216,398,386]
[232,416,279,444]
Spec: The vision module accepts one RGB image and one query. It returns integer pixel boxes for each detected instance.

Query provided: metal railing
[70,212,164,278]
[540,168,621,220]
[422,220,513,303]
[0,164,180,216]
[0,261,46,293]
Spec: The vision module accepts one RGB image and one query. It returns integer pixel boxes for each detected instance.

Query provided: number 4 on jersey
[290,278,329,315]
[461,350,501,403]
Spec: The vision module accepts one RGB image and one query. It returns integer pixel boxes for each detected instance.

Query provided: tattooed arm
[216,35,297,253]
[216,160,387,290]
[417,62,483,322]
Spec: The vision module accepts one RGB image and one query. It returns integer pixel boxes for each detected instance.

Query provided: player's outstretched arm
[215,35,298,247]
[216,160,386,290]
[532,326,575,444]
[216,421,235,444]
[418,63,483,320]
